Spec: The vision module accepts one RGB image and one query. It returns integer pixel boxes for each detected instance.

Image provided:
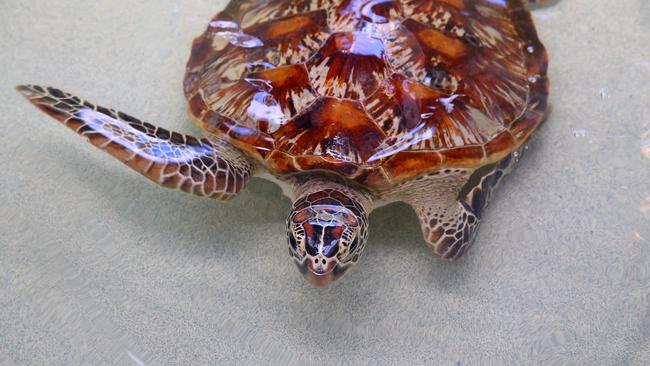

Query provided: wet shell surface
[184,0,548,189]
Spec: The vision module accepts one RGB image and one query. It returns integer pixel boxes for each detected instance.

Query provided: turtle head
[287,188,369,288]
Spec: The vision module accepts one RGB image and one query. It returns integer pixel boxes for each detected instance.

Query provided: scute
[273,97,387,162]
[184,0,549,189]
[307,32,392,100]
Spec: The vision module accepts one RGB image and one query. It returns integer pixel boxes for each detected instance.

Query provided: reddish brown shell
[184,0,549,189]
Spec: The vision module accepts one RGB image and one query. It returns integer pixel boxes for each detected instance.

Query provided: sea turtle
[17,0,549,287]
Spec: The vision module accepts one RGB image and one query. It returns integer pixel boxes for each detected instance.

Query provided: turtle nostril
[309,257,330,271]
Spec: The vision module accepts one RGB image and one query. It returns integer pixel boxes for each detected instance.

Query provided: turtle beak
[303,257,337,288]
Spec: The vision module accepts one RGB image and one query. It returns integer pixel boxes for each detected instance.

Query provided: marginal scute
[357,167,391,188]
[384,151,443,181]
[441,145,485,167]
[294,155,362,177]
[188,92,208,118]
[266,150,297,172]
[484,131,516,159]
[184,0,549,189]
[510,75,549,142]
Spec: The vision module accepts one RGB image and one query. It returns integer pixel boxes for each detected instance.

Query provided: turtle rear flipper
[16,85,253,200]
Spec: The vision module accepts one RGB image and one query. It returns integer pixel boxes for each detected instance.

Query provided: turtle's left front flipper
[16,85,253,200]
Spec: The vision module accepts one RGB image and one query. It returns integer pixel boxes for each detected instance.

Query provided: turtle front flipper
[16,85,253,200]
[408,150,522,259]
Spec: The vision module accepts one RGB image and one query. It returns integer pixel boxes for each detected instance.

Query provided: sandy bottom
[1,0,649,364]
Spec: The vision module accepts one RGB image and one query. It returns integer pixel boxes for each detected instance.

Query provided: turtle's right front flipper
[16,85,253,200]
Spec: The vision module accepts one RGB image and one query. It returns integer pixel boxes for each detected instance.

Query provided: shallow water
[1,0,649,365]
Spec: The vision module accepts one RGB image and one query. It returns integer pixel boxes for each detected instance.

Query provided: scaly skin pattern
[398,147,524,259]
[17,85,253,200]
[288,177,371,287]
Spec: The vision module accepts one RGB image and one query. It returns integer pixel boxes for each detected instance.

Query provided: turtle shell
[184,0,548,189]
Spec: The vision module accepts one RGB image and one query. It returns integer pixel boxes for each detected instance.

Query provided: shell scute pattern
[185,0,548,189]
